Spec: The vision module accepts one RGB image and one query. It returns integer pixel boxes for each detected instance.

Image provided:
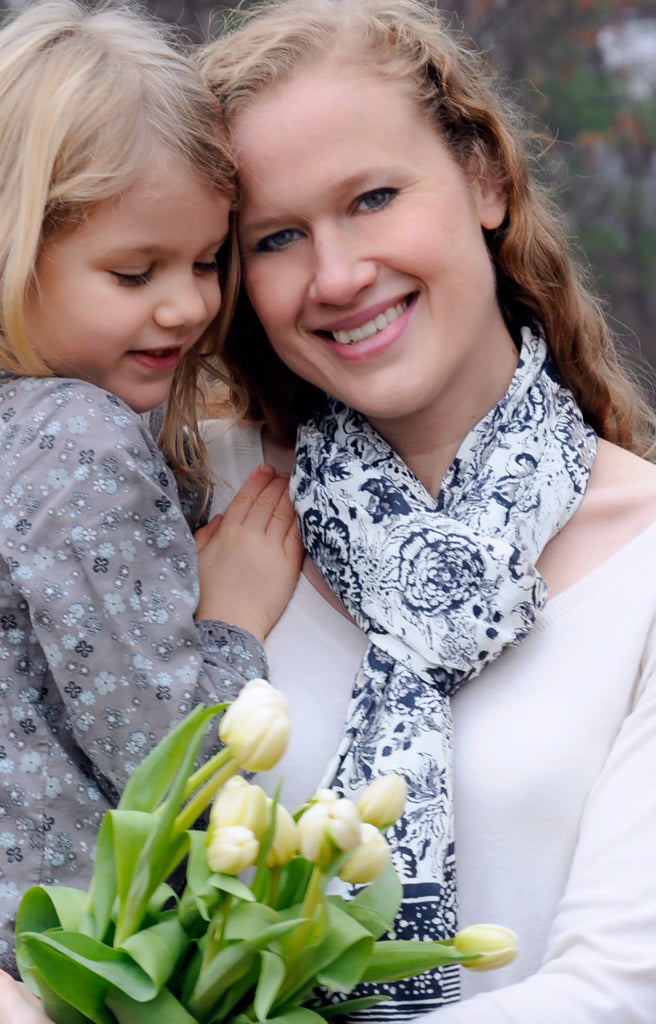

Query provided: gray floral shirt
[0,376,267,974]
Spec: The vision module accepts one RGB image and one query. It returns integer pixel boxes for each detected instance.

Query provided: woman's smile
[318,294,413,346]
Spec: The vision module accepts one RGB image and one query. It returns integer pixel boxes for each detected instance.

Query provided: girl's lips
[129,346,183,371]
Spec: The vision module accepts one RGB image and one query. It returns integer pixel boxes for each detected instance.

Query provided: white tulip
[339,822,391,883]
[206,824,260,875]
[219,679,290,771]
[356,774,407,829]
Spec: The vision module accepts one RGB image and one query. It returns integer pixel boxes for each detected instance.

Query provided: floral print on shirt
[0,376,266,975]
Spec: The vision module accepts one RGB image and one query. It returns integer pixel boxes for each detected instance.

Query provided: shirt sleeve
[0,380,267,794]
[428,647,656,1024]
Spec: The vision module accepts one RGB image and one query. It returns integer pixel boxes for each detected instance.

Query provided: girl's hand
[0,971,52,1023]
[194,464,303,641]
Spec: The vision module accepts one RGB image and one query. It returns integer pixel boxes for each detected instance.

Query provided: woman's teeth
[332,299,408,345]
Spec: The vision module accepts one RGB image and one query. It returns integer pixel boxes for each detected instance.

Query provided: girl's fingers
[194,513,223,553]
[221,463,278,526]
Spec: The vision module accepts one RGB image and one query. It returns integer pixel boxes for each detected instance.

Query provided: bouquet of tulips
[15,679,517,1024]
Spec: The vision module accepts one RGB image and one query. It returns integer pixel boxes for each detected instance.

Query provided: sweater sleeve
[0,379,267,795]
[429,641,656,1024]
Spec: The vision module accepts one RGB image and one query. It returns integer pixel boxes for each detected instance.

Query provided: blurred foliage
[2,0,656,377]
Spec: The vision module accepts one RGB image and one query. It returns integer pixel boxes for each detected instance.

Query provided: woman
[197,1,656,1021]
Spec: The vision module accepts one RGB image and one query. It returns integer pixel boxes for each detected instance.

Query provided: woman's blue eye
[256,228,301,253]
[357,188,398,212]
[112,270,151,287]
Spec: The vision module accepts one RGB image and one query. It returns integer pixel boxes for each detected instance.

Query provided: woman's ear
[467,152,507,230]
[473,171,507,230]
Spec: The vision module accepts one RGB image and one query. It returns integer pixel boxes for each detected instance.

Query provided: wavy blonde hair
[199,0,656,454]
[0,0,239,499]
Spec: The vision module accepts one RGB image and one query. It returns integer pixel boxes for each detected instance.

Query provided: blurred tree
[436,0,656,381]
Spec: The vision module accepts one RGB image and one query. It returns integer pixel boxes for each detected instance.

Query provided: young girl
[0,0,302,991]
[198,1,656,1022]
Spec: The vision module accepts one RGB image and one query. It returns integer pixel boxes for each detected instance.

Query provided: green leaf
[209,872,256,902]
[207,958,260,1021]
[359,938,478,983]
[185,941,258,1020]
[16,885,87,939]
[185,829,213,892]
[223,901,284,941]
[17,933,119,1024]
[274,858,314,910]
[85,811,119,940]
[344,861,402,937]
[115,704,225,943]
[314,995,389,1019]
[19,930,158,1000]
[119,913,189,989]
[107,984,199,1024]
[119,703,223,813]
[262,1008,329,1024]
[273,901,373,1011]
[315,901,373,991]
[325,895,390,945]
[254,950,286,1021]
[20,967,97,1024]
[186,918,304,1020]
[15,886,92,994]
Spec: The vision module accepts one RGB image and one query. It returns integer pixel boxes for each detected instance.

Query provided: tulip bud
[339,822,391,883]
[297,794,361,869]
[209,776,269,840]
[206,824,260,875]
[356,774,407,829]
[454,924,519,972]
[219,678,290,771]
[265,800,299,867]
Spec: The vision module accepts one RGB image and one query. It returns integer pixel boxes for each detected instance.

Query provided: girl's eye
[355,188,398,212]
[255,228,302,253]
[112,270,151,287]
[194,258,219,276]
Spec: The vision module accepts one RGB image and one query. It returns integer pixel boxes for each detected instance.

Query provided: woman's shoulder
[537,438,656,596]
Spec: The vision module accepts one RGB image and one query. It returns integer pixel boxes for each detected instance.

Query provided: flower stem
[282,864,324,962]
[183,747,233,801]
[173,758,239,835]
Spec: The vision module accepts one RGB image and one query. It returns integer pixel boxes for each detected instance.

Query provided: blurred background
[5,0,656,380]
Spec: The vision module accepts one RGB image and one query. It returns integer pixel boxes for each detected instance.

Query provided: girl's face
[26,155,229,413]
[234,63,518,453]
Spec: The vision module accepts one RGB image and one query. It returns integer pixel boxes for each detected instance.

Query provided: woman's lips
[316,294,417,361]
[317,294,414,346]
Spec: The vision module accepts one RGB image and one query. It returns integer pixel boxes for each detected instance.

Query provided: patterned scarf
[290,328,597,1019]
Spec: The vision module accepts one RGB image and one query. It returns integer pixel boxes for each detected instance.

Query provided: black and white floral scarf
[290,328,597,1019]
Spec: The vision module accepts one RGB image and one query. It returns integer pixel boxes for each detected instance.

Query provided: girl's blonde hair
[199,0,656,455]
[0,0,238,499]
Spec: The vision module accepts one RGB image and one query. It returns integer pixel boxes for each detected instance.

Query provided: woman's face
[234,62,517,449]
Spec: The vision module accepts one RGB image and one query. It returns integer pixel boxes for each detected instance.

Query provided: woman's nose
[308,235,377,306]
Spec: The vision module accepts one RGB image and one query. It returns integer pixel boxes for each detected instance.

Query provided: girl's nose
[154,274,217,330]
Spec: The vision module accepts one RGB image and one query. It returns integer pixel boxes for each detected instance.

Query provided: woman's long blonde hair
[0,0,239,499]
[199,0,656,455]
